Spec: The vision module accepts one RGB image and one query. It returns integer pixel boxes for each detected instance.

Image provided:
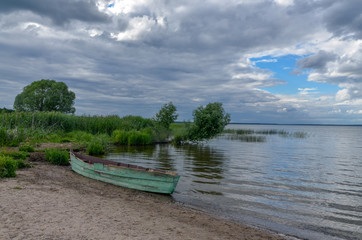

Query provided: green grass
[45,148,69,166]
[19,143,35,152]
[0,112,167,149]
[112,130,152,146]
[0,112,155,135]
[0,150,29,160]
[0,156,17,178]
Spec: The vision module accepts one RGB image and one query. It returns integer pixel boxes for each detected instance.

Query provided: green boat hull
[70,152,180,194]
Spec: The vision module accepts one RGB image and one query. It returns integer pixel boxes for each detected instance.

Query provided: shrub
[112,130,129,145]
[0,156,17,178]
[16,160,31,169]
[188,102,230,141]
[112,130,152,145]
[87,140,105,156]
[0,128,26,147]
[45,149,69,166]
[127,130,152,145]
[172,134,187,145]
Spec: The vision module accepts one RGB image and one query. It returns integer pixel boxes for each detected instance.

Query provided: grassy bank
[0,111,174,158]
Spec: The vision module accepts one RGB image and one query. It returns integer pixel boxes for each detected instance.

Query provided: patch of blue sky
[251,55,340,95]
[108,3,115,8]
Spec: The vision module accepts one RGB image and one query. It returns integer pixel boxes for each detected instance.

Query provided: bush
[112,130,152,145]
[87,140,105,156]
[0,128,26,147]
[172,134,187,145]
[127,130,152,145]
[188,102,230,141]
[0,156,17,178]
[45,149,69,166]
[16,160,31,169]
[112,130,129,145]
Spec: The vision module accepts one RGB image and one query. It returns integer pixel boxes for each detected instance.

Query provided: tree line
[3,79,230,142]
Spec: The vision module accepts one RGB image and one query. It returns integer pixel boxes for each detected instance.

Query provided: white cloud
[274,0,294,6]
[298,88,318,95]
[347,109,362,114]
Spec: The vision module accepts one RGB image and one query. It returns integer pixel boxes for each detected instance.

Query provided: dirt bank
[0,163,287,240]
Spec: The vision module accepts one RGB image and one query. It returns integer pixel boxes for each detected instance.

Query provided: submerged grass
[224,128,307,138]
[224,128,307,143]
[227,134,266,142]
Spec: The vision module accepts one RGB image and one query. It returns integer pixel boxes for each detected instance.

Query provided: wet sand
[0,162,288,240]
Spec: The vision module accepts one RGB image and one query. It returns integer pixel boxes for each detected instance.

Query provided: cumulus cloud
[297,50,338,72]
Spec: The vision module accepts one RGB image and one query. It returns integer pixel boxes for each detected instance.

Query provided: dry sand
[0,162,288,240]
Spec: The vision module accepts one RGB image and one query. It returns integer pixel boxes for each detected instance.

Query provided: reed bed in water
[223,128,307,142]
[224,129,307,138]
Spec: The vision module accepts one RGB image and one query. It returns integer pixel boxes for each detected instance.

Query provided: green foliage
[16,160,31,169]
[227,134,266,142]
[0,151,28,160]
[188,102,230,141]
[0,112,155,136]
[127,130,152,145]
[0,127,26,147]
[0,108,14,114]
[86,134,110,156]
[112,130,129,145]
[19,143,35,152]
[0,156,17,178]
[45,148,69,165]
[112,130,152,145]
[14,79,76,113]
[155,102,178,129]
[170,123,189,145]
[224,129,307,139]
[87,140,105,155]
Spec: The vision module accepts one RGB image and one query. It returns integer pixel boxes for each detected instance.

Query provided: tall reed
[0,112,155,135]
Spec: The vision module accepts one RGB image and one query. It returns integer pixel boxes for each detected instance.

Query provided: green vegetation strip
[224,128,307,142]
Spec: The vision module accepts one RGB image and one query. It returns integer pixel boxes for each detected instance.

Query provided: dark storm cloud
[131,1,323,52]
[322,0,362,39]
[297,50,338,72]
[0,0,109,25]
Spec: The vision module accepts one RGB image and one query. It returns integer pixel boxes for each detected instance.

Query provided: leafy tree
[155,102,178,129]
[188,102,230,141]
[14,79,76,113]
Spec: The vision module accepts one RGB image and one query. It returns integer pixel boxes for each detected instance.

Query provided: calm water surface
[104,125,362,240]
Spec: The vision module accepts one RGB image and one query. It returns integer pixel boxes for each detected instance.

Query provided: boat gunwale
[70,150,179,176]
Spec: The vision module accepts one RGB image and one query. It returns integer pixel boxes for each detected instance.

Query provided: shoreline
[0,162,288,240]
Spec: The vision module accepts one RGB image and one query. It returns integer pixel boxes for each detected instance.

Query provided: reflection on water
[105,125,362,240]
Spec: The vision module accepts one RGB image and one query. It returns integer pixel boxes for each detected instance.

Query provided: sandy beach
[0,162,288,240]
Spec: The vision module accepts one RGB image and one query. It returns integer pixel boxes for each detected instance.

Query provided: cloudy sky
[0,0,362,124]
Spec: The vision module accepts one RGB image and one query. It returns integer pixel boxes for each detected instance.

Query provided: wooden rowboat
[70,150,180,194]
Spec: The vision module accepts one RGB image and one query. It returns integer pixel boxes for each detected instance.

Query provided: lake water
[104,124,362,240]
